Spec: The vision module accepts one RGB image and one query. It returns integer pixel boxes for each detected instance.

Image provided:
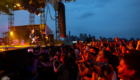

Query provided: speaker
[58,2,66,37]
[48,34,54,44]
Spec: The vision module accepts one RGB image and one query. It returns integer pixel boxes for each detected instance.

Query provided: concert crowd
[1,37,140,80]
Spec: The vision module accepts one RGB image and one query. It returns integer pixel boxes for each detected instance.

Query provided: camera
[84,60,111,78]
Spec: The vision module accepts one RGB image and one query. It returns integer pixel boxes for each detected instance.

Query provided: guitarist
[29,29,36,45]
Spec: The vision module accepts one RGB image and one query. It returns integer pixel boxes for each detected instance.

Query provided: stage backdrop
[10,24,53,45]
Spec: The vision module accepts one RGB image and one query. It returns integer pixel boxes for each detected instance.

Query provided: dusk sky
[0,0,140,40]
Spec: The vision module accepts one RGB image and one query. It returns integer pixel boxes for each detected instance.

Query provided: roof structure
[10,24,53,34]
[0,0,75,15]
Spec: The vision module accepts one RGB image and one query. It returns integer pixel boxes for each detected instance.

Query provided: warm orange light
[16,3,20,7]
[10,31,13,36]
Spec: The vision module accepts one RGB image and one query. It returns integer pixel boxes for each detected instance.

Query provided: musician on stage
[29,29,35,45]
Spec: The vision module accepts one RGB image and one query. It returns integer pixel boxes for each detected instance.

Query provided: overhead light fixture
[16,3,21,7]
[6,5,8,7]
[35,9,41,16]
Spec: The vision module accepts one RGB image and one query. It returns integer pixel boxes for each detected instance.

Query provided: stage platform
[0,45,37,52]
[0,43,62,52]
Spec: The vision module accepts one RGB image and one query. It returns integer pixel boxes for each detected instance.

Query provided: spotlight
[16,3,21,7]
[10,31,13,36]
[35,9,41,16]
[6,5,8,7]
[37,13,41,16]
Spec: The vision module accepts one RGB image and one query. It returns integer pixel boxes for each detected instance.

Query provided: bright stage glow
[37,13,41,16]
[16,3,20,7]
[10,31,13,36]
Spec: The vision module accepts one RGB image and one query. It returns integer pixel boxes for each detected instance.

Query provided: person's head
[115,49,121,56]
[109,42,113,47]
[117,53,140,79]
[89,47,99,56]
[106,46,114,53]
[119,44,122,50]
[31,29,34,33]
[122,46,126,53]
[96,50,111,62]
[129,42,133,47]
[60,55,68,63]
[89,47,95,53]
[96,50,119,69]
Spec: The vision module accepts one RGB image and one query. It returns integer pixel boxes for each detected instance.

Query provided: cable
[45,6,49,23]
[48,6,55,20]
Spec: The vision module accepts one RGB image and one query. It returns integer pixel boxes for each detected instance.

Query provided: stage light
[35,9,41,16]
[37,13,41,16]
[10,31,13,36]
[6,5,8,7]
[1,76,10,80]
[14,5,16,8]
[16,3,21,7]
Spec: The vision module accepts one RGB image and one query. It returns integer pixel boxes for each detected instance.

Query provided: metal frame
[8,9,14,31]
[8,9,14,44]
[40,7,46,40]
[40,8,46,25]
[55,7,60,44]
[29,13,35,28]
[48,0,61,43]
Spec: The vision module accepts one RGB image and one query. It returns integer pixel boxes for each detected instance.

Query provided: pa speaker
[58,2,66,37]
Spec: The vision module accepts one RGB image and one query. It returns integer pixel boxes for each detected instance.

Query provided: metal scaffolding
[55,6,60,44]
[8,9,14,44]
[48,0,60,43]
[8,9,14,31]
[40,8,46,25]
[40,7,46,40]
[29,13,35,28]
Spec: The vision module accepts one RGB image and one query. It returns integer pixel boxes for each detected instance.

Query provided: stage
[0,45,37,52]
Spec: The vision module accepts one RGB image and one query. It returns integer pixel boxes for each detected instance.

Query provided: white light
[6,5,8,7]
[14,5,16,8]
[10,31,13,36]
[28,49,33,52]
[2,76,10,80]
[16,3,20,7]
[37,13,41,16]
[72,41,77,43]
[72,41,83,43]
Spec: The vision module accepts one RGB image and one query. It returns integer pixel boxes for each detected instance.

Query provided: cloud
[77,12,94,19]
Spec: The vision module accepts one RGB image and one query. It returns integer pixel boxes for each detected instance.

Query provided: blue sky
[0,0,140,40]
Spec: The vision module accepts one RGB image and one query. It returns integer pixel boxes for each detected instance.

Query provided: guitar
[31,36,39,43]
